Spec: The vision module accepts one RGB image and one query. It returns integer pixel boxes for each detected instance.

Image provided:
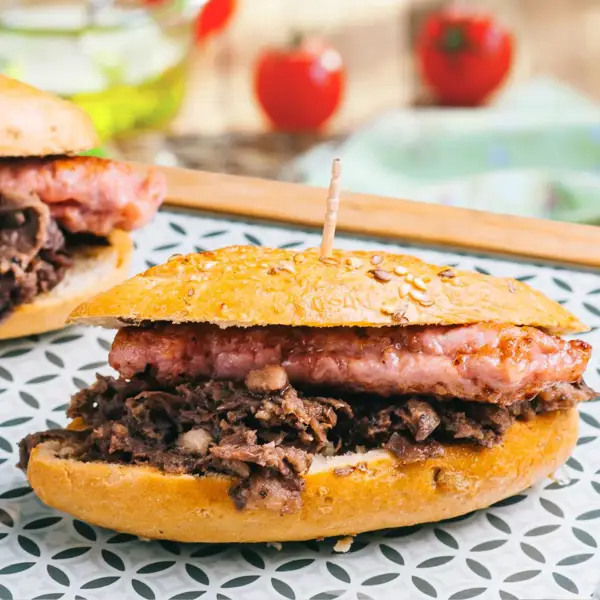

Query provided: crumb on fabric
[267,542,283,551]
[333,536,354,553]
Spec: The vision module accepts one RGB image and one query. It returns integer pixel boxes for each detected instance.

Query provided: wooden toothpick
[320,158,342,258]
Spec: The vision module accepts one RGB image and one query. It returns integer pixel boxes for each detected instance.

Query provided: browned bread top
[0,75,99,157]
[69,245,587,334]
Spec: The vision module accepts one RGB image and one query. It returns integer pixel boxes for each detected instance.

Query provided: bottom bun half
[0,230,132,340]
[27,410,578,543]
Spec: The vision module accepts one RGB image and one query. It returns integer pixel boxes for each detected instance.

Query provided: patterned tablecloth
[0,210,599,600]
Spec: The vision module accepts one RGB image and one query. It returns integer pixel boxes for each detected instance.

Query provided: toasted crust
[26,410,578,543]
[69,246,586,334]
[0,75,99,157]
[0,230,132,340]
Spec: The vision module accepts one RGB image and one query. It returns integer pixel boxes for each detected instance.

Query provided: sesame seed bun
[0,230,132,340]
[0,75,99,157]
[25,410,578,543]
[68,245,587,335]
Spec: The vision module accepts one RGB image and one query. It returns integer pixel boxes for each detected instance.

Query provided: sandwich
[19,246,595,543]
[0,75,165,339]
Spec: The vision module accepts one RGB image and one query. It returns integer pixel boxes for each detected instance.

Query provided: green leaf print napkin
[293,77,600,224]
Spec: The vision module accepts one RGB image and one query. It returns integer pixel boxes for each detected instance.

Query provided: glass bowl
[0,0,206,141]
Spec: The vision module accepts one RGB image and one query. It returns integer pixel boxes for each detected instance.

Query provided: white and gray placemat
[1,210,599,600]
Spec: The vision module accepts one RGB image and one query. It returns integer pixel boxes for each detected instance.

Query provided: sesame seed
[409,288,426,301]
[381,302,408,323]
[392,310,408,322]
[413,276,427,291]
[320,256,340,266]
[279,261,296,274]
[203,261,217,270]
[438,268,455,279]
[409,289,434,306]
[381,300,399,314]
[394,265,408,276]
[187,289,195,297]
[423,276,431,283]
[345,257,363,270]
[334,467,355,477]
[406,273,414,283]
[293,254,306,264]
[371,255,383,265]
[369,269,392,283]
[508,280,517,293]
[398,282,411,298]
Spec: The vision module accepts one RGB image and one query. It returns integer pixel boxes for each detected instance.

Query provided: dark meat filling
[19,368,596,513]
[0,190,72,319]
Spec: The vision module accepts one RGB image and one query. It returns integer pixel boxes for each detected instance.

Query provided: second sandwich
[0,75,165,339]
[19,246,595,542]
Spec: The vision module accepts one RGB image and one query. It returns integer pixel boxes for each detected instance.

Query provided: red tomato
[254,38,345,133]
[195,0,237,41]
[417,9,513,106]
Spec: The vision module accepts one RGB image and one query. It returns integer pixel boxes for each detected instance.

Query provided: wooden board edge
[138,163,600,269]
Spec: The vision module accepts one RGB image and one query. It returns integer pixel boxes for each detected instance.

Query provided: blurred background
[2,0,600,224]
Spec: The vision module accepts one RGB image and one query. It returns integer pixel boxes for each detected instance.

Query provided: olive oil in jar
[71,58,189,141]
[0,1,200,141]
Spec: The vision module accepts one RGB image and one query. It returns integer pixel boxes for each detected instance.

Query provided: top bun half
[68,246,587,335]
[0,75,99,157]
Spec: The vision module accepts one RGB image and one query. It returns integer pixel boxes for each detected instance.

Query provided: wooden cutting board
[143,163,600,269]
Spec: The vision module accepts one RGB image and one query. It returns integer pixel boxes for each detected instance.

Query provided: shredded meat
[0,156,165,236]
[0,190,72,319]
[0,190,50,265]
[535,380,596,411]
[384,434,444,463]
[110,323,592,406]
[19,369,596,512]
[399,399,441,441]
[231,472,304,513]
[18,429,88,471]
